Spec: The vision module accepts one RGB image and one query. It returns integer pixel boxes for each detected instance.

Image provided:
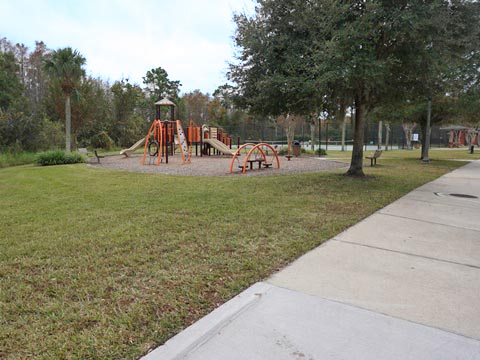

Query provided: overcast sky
[0,0,255,94]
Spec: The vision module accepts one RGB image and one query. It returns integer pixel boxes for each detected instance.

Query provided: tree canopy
[44,47,86,152]
[142,67,181,101]
[0,52,23,110]
[230,0,480,176]
[1,36,249,153]
[44,47,86,96]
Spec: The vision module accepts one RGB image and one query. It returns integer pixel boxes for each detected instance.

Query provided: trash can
[293,141,301,157]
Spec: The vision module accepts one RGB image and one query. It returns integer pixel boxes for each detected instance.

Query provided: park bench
[366,149,382,166]
[94,150,105,163]
[248,158,264,169]
[239,159,263,171]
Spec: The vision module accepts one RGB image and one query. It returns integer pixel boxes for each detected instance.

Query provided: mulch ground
[89,153,349,177]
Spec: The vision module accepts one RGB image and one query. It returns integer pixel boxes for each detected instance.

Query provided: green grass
[0,154,468,359]
[326,147,480,161]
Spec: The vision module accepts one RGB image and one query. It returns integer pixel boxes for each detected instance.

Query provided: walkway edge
[142,282,274,360]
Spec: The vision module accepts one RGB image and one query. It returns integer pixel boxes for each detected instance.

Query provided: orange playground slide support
[142,120,163,166]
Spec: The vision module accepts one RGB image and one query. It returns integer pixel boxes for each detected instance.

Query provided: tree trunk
[419,120,426,160]
[377,120,383,149]
[384,122,390,151]
[346,89,366,176]
[310,114,316,151]
[341,119,346,152]
[337,101,346,152]
[421,98,431,162]
[402,122,416,150]
[65,95,71,152]
[285,115,296,156]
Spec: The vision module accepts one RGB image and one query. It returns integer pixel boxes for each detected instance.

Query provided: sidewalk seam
[266,282,480,343]
[331,238,480,270]
[378,211,480,232]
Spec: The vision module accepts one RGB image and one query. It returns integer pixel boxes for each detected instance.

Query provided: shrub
[276,146,327,156]
[90,131,114,150]
[317,148,327,156]
[36,150,86,166]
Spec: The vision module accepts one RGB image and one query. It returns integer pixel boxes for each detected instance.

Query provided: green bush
[276,146,327,156]
[36,150,86,166]
[90,131,114,150]
[276,146,289,155]
[317,148,327,156]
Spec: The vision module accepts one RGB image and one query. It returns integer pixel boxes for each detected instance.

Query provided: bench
[248,158,264,169]
[239,159,264,171]
[94,150,105,163]
[366,149,382,166]
[238,158,273,171]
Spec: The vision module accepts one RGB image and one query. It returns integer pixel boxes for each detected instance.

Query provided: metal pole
[325,121,329,152]
[165,121,169,164]
[301,119,304,144]
[318,118,321,156]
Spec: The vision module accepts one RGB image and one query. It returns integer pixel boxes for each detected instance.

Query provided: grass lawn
[326,146,480,161]
[0,150,471,359]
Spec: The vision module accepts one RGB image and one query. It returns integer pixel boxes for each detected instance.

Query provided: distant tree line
[0,37,250,153]
[3,0,480,172]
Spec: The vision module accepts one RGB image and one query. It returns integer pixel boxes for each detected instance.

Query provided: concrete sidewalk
[144,161,480,359]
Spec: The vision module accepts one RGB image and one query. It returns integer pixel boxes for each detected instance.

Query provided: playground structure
[120,137,146,157]
[129,98,237,165]
[121,98,281,173]
[141,119,192,165]
[183,121,235,157]
[138,98,187,165]
[139,118,236,166]
[201,125,235,156]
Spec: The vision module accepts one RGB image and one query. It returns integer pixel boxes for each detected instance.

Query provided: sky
[0,0,255,94]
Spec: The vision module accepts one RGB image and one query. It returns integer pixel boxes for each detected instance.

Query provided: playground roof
[155,98,175,107]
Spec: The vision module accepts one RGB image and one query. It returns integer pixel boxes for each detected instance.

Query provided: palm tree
[44,48,86,152]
